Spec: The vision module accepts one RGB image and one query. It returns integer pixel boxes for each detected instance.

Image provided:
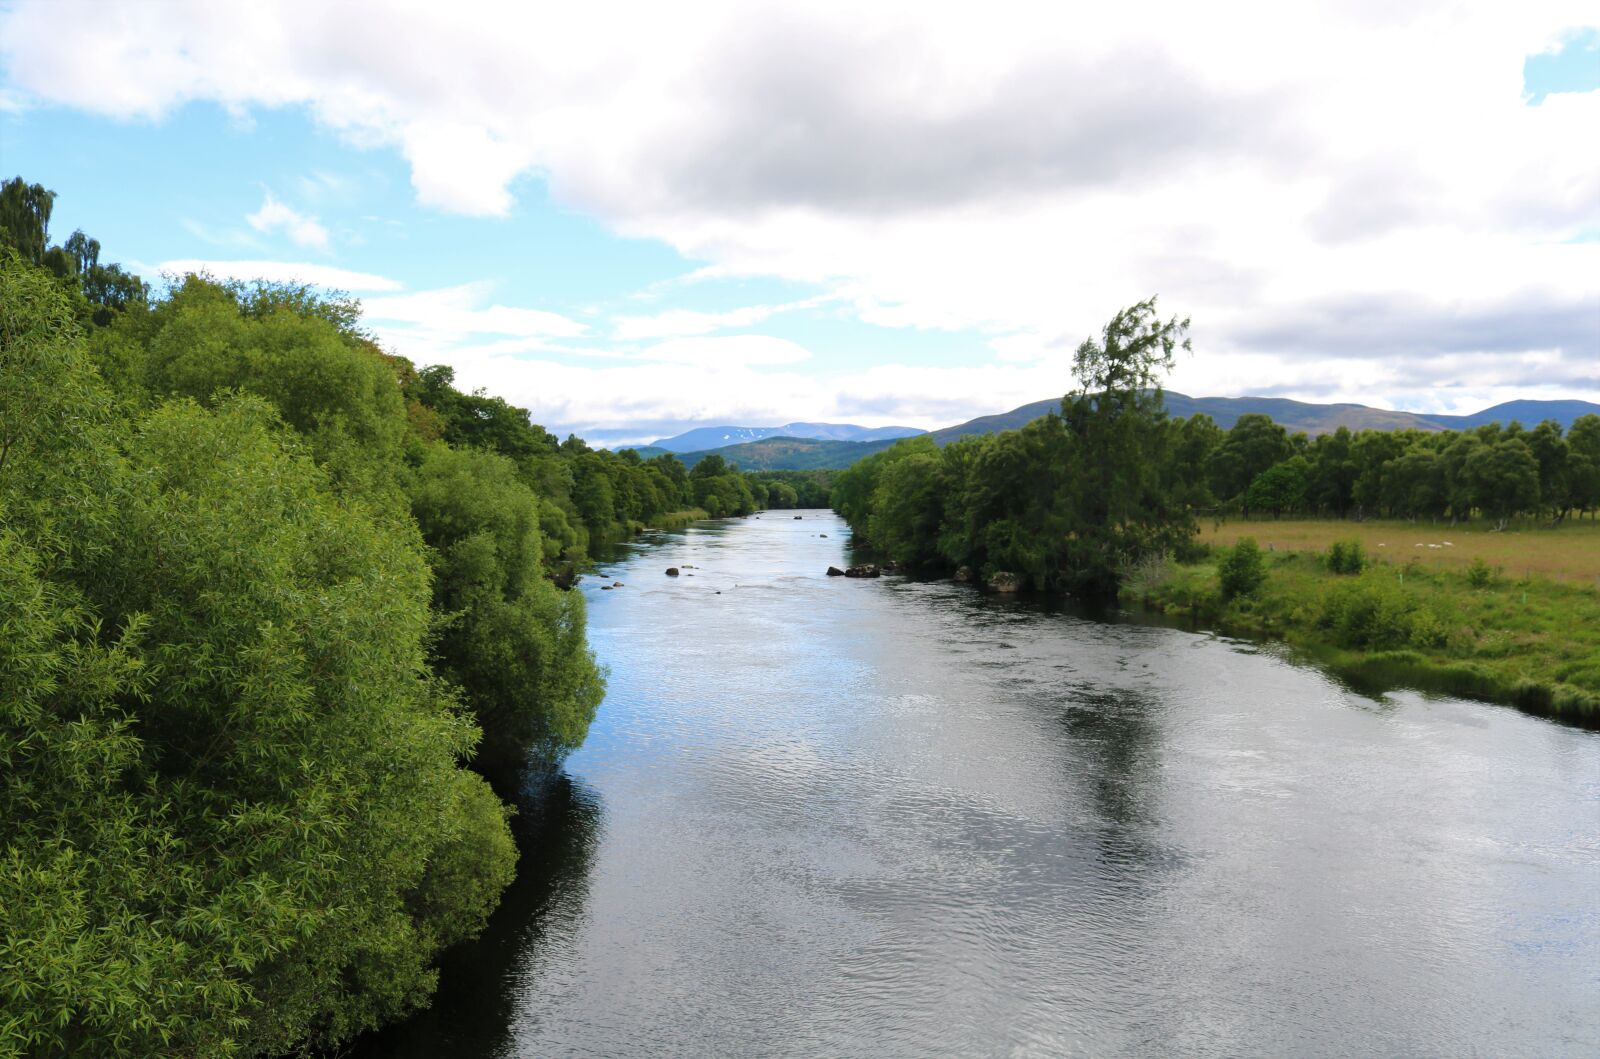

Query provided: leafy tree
[0,177,53,264]
[1209,413,1291,508]
[407,444,604,784]
[1218,537,1267,600]
[1465,438,1540,525]
[1055,296,1193,595]
[2,257,517,1055]
[1567,415,1600,518]
[1245,455,1310,517]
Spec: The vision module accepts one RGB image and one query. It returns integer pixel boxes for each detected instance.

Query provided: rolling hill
[649,421,924,453]
[624,393,1600,471]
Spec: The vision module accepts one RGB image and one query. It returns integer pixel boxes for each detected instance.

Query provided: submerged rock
[987,571,1022,593]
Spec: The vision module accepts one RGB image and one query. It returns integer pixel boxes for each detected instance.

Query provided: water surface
[363,510,1600,1057]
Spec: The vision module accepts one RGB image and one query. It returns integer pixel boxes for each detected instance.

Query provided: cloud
[637,334,812,367]
[245,192,329,249]
[153,258,402,291]
[360,282,588,338]
[4,0,1598,418]
[611,294,831,339]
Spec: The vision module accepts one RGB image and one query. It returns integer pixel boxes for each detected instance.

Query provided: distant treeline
[0,176,789,1056]
[835,297,1600,597]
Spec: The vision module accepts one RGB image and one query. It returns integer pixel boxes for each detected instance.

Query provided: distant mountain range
[648,421,924,453]
[623,393,1600,471]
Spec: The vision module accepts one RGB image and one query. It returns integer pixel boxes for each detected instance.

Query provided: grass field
[1199,517,1600,584]
[1135,521,1600,723]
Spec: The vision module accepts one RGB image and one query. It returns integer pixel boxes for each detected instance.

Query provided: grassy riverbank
[642,507,711,531]
[1129,533,1600,724]
[1198,518,1600,584]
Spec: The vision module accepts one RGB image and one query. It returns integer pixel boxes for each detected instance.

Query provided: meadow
[1135,520,1600,723]
[1199,517,1600,585]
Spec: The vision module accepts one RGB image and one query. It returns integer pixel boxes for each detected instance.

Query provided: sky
[1,1,1597,448]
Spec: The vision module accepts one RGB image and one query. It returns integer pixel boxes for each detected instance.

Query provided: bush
[1317,578,1451,651]
[1218,537,1267,600]
[1465,556,1496,588]
[1326,539,1366,574]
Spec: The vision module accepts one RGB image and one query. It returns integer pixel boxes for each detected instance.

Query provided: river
[357,509,1600,1057]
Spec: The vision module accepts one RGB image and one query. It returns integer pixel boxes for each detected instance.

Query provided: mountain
[630,394,1600,472]
[1417,400,1600,432]
[649,421,924,453]
[933,392,1600,443]
[667,435,902,470]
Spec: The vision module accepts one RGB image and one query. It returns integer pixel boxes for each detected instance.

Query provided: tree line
[834,298,1600,597]
[0,177,787,1056]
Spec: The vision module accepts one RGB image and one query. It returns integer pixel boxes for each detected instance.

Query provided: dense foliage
[0,178,783,1056]
[835,298,1198,596]
[836,298,1600,597]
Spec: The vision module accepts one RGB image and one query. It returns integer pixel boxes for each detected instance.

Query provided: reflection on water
[361,510,1600,1057]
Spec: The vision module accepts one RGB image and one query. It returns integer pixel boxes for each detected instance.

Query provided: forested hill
[648,421,923,452]
[630,434,902,470]
[932,392,1600,444]
[665,392,1600,470]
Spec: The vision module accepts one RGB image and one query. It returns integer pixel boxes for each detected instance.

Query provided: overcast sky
[2,0,1596,446]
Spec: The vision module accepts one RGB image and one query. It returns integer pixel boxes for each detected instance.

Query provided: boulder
[844,564,881,578]
[953,566,973,583]
[826,566,845,576]
[793,515,803,520]
[987,571,1022,593]
[665,567,679,576]
[613,582,624,587]
[820,533,828,538]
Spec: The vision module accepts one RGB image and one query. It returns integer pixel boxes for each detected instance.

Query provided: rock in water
[953,566,973,583]
[845,564,881,578]
[665,567,679,576]
[826,566,846,576]
[987,571,1022,593]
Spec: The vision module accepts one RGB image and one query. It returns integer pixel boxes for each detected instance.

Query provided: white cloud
[611,294,832,339]
[5,0,1598,417]
[153,258,402,291]
[638,334,812,367]
[361,282,588,337]
[245,192,329,249]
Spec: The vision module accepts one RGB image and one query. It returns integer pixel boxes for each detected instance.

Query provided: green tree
[407,444,605,784]
[1209,413,1290,508]
[1245,455,1310,517]
[1,256,516,1057]
[1218,537,1267,600]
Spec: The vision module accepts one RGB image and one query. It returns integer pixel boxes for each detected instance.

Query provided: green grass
[1133,542,1600,724]
[639,508,710,531]
[1200,517,1600,584]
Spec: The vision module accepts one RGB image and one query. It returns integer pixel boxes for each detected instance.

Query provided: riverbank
[1127,544,1600,724]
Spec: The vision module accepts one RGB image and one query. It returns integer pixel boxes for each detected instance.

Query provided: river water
[361,510,1600,1057]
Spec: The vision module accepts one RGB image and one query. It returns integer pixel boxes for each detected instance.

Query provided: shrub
[1317,579,1451,651]
[1326,539,1366,574]
[1465,556,1496,588]
[1218,537,1267,600]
